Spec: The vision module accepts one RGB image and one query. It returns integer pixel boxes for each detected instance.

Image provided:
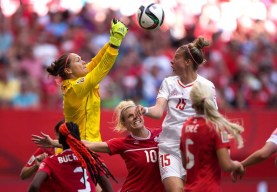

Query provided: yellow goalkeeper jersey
[61,43,118,142]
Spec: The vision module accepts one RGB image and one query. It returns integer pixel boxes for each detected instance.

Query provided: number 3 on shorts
[160,154,171,167]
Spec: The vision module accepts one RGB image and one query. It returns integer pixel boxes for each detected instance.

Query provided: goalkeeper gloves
[109,18,128,48]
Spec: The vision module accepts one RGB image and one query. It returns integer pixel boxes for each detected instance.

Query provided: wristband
[143,107,149,115]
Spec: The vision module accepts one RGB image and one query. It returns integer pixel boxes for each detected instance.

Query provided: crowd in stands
[0,1,277,110]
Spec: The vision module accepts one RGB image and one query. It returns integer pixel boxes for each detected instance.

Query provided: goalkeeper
[46,18,128,142]
[45,18,127,191]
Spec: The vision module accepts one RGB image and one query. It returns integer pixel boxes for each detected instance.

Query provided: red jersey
[180,116,230,192]
[38,149,96,192]
[25,148,54,167]
[106,129,165,192]
[25,148,55,192]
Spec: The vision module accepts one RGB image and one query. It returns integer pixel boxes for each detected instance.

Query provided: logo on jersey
[134,140,139,145]
[154,136,159,142]
[76,77,85,84]
[169,89,178,97]
[221,131,229,143]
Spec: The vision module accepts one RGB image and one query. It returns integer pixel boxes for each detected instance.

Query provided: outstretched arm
[32,132,61,148]
[242,142,277,168]
[82,141,110,153]
[136,97,167,119]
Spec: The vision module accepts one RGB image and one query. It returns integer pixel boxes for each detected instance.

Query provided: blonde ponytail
[191,82,244,148]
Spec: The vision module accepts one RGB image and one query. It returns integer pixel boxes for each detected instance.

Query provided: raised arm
[32,132,62,148]
[82,141,111,153]
[136,97,167,119]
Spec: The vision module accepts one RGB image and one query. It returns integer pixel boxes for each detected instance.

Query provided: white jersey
[266,128,277,145]
[157,75,217,145]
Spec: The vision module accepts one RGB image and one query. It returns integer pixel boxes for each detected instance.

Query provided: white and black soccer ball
[136,3,164,30]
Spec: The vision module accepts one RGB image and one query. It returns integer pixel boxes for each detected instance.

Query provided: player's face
[122,106,144,132]
[67,53,88,78]
[171,47,188,76]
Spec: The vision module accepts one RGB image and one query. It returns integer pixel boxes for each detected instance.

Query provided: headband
[64,54,70,68]
[185,45,200,65]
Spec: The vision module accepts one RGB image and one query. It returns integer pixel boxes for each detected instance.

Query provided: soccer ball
[137,3,164,30]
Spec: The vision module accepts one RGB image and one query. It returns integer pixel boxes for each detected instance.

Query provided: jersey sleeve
[71,46,119,97]
[214,130,230,149]
[106,138,125,155]
[86,43,109,72]
[266,128,277,145]
[157,78,169,100]
[25,148,45,167]
[37,159,52,176]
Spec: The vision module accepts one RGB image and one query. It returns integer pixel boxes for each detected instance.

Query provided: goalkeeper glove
[109,18,128,48]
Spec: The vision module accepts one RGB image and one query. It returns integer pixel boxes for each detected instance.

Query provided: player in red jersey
[28,122,115,192]
[179,82,244,192]
[20,120,64,192]
[83,100,165,192]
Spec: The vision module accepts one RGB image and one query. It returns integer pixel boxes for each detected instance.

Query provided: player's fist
[109,18,128,48]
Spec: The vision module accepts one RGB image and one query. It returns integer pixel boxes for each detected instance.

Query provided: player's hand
[81,140,91,148]
[32,132,55,148]
[109,18,128,48]
[135,105,148,116]
[231,161,245,182]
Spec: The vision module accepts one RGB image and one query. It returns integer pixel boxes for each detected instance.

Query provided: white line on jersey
[124,147,158,153]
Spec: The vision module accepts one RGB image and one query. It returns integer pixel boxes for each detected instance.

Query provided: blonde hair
[190,82,244,148]
[113,100,136,132]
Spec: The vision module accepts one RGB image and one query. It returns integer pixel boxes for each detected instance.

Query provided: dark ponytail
[46,54,70,80]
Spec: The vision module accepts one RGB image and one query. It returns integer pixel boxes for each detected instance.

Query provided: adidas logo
[118,27,125,32]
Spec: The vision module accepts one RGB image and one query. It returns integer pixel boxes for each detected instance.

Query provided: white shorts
[158,145,186,181]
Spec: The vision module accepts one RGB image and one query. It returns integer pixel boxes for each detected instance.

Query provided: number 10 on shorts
[160,154,171,167]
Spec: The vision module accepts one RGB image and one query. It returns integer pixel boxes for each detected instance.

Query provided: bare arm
[242,142,277,168]
[28,171,48,192]
[82,141,110,153]
[136,97,167,119]
[32,133,61,148]
[216,148,244,172]
[20,153,49,180]
[20,165,39,180]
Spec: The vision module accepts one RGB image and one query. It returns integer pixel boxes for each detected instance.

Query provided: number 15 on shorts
[160,154,171,167]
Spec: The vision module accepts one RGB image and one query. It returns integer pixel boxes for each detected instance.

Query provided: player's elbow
[20,169,28,180]
[28,185,39,192]
[20,173,27,180]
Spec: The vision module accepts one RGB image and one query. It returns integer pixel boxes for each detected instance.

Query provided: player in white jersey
[136,36,217,192]
[232,127,277,182]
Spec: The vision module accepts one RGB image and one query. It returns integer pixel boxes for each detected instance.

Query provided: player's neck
[131,128,150,138]
[180,72,197,85]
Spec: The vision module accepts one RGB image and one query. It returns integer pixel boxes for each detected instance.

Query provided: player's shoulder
[162,76,179,84]
[149,128,162,136]
[196,75,215,88]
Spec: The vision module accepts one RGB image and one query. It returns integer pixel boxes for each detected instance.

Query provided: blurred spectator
[11,80,40,109]
[0,0,277,110]
[0,66,20,107]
